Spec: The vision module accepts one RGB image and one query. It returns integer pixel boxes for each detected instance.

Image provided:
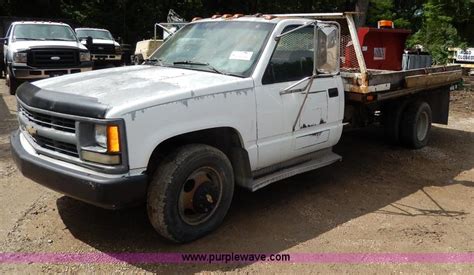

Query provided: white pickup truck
[2,21,93,95]
[75,28,123,67]
[10,13,461,243]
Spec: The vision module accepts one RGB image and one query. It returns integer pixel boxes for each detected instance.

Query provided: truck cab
[10,14,460,243]
[2,21,93,95]
[75,28,123,68]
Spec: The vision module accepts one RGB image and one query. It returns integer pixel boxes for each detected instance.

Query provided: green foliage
[366,0,418,29]
[408,0,472,64]
[1,0,473,65]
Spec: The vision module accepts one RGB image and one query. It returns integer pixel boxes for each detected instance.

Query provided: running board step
[250,149,342,192]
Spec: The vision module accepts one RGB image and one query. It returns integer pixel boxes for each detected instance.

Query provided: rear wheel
[400,101,432,149]
[147,144,234,243]
[382,101,408,144]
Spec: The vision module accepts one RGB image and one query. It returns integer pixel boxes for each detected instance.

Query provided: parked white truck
[10,13,461,243]
[2,21,93,95]
[75,28,123,67]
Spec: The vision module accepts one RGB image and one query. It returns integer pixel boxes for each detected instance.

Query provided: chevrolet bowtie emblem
[26,125,37,136]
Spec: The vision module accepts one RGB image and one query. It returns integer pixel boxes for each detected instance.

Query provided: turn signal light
[107,125,121,153]
[221,14,233,19]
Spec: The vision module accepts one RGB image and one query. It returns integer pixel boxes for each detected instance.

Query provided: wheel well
[380,85,450,125]
[146,127,252,187]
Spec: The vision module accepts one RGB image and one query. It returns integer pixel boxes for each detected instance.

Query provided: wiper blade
[14,37,40,41]
[48,38,75,41]
[173,60,209,66]
[173,60,224,75]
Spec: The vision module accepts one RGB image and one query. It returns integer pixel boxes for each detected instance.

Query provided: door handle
[328,88,339,98]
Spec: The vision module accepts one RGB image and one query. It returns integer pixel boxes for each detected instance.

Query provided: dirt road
[0,80,473,273]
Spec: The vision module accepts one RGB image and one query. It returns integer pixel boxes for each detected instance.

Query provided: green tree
[408,0,470,64]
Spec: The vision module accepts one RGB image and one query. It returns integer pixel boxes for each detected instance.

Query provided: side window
[262,23,340,85]
[262,25,314,85]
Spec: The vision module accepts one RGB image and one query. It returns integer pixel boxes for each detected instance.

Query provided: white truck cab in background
[76,28,123,67]
[2,21,93,95]
[10,13,461,243]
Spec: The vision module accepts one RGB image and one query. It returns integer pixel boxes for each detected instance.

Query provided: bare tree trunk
[355,0,369,27]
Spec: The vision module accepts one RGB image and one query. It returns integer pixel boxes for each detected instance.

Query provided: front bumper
[11,61,93,80]
[92,54,122,61]
[10,130,148,209]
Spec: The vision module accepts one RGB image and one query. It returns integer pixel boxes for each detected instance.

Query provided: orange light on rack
[378,20,394,29]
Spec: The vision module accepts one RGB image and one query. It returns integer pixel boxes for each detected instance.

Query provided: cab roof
[193,12,346,24]
[11,21,70,26]
[75,28,111,32]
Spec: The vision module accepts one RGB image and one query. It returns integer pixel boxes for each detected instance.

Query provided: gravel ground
[0,80,473,273]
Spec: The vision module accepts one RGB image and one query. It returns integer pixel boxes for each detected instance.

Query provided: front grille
[28,49,79,68]
[89,43,115,54]
[19,104,79,158]
[20,105,76,133]
[32,135,79,157]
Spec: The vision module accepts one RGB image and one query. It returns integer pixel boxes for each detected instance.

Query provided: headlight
[95,124,108,148]
[81,124,122,165]
[115,45,122,54]
[13,52,27,63]
[94,124,120,152]
[79,51,91,62]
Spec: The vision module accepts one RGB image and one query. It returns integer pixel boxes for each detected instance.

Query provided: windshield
[76,29,113,40]
[13,24,77,41]
[151,21,275,77]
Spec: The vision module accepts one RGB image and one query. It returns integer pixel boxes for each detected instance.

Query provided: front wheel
[400,101,432,149]
[133,54,143,65]
[7,67,18,95]
[147,144,234,243]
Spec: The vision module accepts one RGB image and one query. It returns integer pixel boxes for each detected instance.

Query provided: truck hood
[11,40,88,51]
[33,65,253,117]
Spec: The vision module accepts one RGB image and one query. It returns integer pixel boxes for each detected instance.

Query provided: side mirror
[0,38,7,45]
[86,36,93,48]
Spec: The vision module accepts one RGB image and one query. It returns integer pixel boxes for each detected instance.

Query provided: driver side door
[254,23,343,169]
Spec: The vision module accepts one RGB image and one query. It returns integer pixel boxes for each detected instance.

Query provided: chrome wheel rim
[417,111,429,141]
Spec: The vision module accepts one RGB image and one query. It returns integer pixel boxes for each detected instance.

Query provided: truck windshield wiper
[173,60,225,75]
[48,38,76,41]
[14,38,41,41]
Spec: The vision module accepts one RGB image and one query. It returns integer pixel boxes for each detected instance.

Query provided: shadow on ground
[55,125,473,273]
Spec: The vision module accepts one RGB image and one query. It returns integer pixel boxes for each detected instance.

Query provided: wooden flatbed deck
[342,65,462,103]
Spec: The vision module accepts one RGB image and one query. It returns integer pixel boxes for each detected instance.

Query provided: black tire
[8,76,18,95]
[400,101,432,149]
[133,54,143,65]
[147,144,234,243]
[7,67,18,95]
[382,101,408,144]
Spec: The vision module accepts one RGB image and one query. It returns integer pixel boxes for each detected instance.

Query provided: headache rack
[270,12,462,101]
